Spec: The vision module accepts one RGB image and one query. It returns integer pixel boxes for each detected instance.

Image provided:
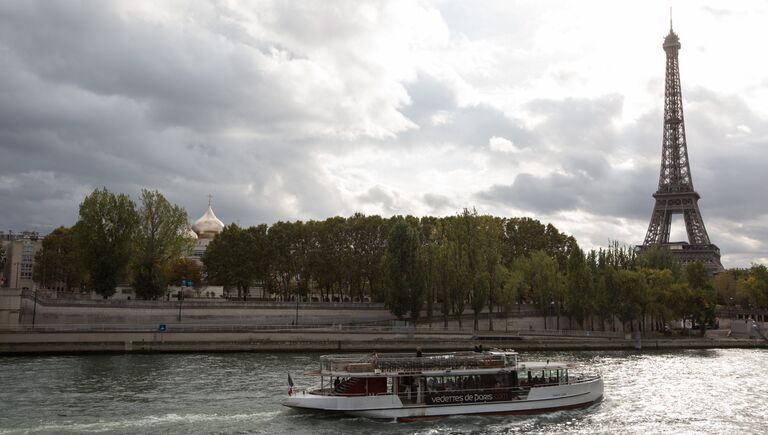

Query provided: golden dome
[184,227,198,240]
[193,205,224,238]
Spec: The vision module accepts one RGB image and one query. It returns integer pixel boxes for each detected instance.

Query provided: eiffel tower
[639,21,724,274]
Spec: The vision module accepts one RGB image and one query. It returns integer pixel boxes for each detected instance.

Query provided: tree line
[28,188,768,334]
[379,218,768,335]
[33,188,192,299]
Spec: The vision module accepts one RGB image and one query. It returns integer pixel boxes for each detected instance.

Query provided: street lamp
[549,299,555,330]
[178,279,188,322]
[295,293,300,326]
[31,287,38,328]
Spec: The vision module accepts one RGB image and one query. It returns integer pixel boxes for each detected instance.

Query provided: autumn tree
[166,257,203,289]
[32,226,86,291]
[712,270,740,307]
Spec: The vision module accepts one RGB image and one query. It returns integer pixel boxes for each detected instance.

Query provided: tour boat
[282,349,603,421]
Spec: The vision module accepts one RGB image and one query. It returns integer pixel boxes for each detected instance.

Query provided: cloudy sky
[1,0,767,267]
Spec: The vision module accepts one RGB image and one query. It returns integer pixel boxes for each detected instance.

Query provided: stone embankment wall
[8,292,545,329]
[1,328,765,354]
[14,295,395,326]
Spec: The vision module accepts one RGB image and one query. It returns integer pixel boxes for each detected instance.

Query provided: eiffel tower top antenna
[669,7,673,31]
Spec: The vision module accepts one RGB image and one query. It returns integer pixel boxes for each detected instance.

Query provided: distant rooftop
[0,230,41,242]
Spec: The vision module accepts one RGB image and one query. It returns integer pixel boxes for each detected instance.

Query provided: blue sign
[158,324,167,332]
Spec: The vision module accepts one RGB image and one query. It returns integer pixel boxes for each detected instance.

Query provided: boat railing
[319,352,510,374]
[564,372,601,385]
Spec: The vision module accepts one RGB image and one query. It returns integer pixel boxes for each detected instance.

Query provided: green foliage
[636,246,681,279]
[739,264,768,309]
[494,263,522,316]
[519,250,561,323]
[565,246,593,328]
[203,224,270,298]
[132,190,192,299]
[501,217,575,269]
[712,270,739,305]
[32,226,86,291]
[615,269,648,330]
[76,188,138,297]
[382,219,424,321]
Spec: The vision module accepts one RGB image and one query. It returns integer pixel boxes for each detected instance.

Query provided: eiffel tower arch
[638,23,724,275]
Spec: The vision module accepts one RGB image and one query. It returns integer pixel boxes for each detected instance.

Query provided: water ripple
[0,349,765,434]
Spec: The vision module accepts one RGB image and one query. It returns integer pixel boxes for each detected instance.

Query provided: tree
[166,258,203,289]
[636,246,681,279]
[308,218,347,302]
[521,250,561,329]
[76,188,138,298]
[743,264,768,309]
[132,190,193,299]
[684,262,716,334]
[615,270,648,332]
[565,246,593,329]
[713,270,740,307]
[494,263,522,318]
[268,221,303,301]
[382,219,424,322]
[203,224,269,299]
[32,226,85,291]
[641,268,675,332]
[502,217,547,262]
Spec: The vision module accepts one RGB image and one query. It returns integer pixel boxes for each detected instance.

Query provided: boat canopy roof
[313,351,570,377]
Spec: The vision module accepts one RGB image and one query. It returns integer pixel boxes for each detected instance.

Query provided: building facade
[1,231,42,290]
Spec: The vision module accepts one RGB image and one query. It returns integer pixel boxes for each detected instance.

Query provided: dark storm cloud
[680,88,768,219]
[0,1,765,268]
[0,1,384,231]
[479,173,582,213]
[476,95,656,220]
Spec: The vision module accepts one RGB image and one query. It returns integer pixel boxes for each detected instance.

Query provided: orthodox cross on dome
[207,194,213,207]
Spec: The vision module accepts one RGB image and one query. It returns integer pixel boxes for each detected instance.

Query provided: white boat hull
[283,377,603,421]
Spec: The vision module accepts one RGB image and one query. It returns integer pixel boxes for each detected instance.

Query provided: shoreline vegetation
[4,188,767,352]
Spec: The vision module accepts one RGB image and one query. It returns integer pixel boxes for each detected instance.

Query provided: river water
[0,349,765,434]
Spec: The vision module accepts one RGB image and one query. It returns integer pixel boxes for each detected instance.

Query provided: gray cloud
[0,1,765,269]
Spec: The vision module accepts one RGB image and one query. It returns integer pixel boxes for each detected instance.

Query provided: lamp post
[31,287,38,328]
[177,279,186,322]
[549,299,555,330]
[295,294,299,326]
[14,262,20,289]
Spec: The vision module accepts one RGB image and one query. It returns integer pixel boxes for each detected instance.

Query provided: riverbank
[1,328,765,354]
